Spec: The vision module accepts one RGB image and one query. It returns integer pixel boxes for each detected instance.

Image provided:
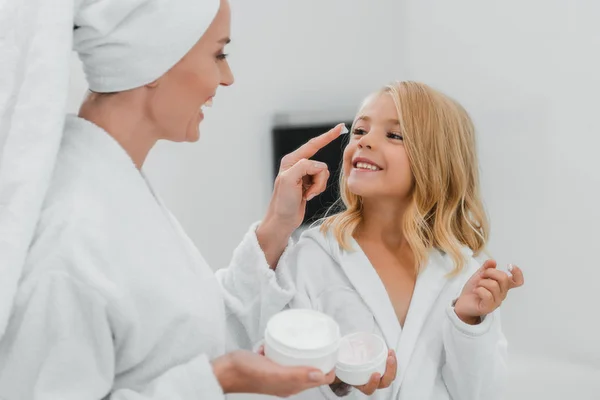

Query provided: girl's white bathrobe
[280,226,508,400]
[0,115,296,400]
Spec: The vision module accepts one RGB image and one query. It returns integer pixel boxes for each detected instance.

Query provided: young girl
[278,81,525,399]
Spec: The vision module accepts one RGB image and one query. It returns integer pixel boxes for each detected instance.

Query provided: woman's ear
[146,79,160,88]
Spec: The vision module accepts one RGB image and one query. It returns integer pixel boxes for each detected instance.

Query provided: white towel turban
[0,0,220,336]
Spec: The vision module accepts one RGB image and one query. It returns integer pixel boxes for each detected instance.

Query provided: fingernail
[388,356,395,365]
[506,264,514,277]
[307,193,316,201]
[313,161,327,169]
[340,124,349,135]
[308,371,323,382]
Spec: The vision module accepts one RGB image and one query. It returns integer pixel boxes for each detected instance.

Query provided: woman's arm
[215,124,345,347]
[0,272,225,400]
[215,221,296,348]
[0,271,334,400]
[257,123,346,268]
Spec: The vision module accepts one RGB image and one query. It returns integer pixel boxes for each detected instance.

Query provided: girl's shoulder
[432,245,481,278]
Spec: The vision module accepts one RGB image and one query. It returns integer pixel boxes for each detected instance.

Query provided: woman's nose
[220,62,234,87]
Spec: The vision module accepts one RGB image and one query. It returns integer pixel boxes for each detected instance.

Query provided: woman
[0,0,340,398]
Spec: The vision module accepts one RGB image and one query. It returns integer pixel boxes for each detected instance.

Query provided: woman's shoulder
[42,116,163,233]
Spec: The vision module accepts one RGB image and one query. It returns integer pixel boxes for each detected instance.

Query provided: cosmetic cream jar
[264,309,388,384]
[264,309,341,373]
[335,332,388,385]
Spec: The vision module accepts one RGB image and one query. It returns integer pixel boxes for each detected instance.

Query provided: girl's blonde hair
[320,81,489,275]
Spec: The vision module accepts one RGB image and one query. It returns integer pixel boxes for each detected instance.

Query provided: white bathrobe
[277,226,508,400]
[0,115,295,400]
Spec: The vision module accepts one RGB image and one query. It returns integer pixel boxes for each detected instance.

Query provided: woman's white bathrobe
[0,115,296,400]
[279,226,508,400]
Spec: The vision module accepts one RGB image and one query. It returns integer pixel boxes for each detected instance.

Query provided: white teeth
[201,98,213,110]
[355,162,379,171]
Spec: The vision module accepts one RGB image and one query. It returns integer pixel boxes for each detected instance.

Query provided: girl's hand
[353,349,397,395]
[454,260,525,325]
[255,345,397,397]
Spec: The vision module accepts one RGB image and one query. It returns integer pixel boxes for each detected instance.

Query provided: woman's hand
[454,260,525,325]
[257,123,346,267]
[331,350,398,396]
[212,350,336,397]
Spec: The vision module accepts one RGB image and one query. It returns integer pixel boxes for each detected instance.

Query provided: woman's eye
[387,132,403,141]
[216,53,229,61]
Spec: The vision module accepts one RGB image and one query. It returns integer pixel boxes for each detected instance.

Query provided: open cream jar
[264,309,388,385]
[335,332,388,385]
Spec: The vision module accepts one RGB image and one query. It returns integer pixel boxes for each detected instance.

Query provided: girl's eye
[216,53,229,61]
[353,128,367,136]
[387,132,403,141]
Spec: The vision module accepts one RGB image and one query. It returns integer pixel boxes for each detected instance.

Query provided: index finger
[286,123,346,165]
[480,259,497,272]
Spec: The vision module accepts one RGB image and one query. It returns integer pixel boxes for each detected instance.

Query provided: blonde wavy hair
[320,81,489,275]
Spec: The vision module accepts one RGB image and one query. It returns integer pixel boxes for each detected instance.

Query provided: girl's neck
[356,197,411,252]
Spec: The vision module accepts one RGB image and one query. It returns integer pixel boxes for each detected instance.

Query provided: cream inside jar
[268,309,339,350]
[264,309,341,373]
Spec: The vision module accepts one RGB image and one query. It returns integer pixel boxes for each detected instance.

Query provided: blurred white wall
[67,0,599,398]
